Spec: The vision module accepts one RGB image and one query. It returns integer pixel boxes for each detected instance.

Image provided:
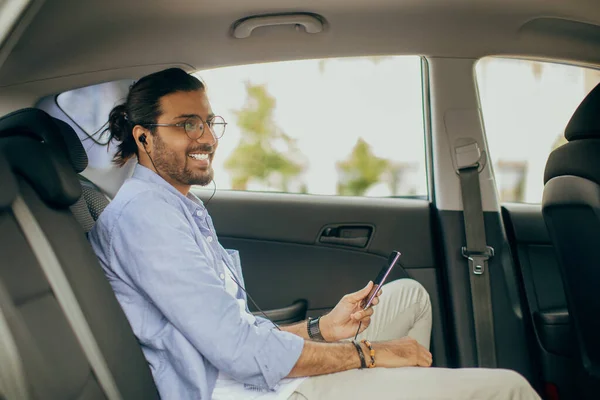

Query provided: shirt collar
[132,164,205,214]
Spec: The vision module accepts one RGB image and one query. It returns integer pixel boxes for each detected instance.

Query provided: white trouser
[289,279,541,400]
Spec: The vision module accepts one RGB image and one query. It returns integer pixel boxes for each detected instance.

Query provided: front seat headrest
[0,137,81,207]
[0,108,88,173]
[565,82,600,142]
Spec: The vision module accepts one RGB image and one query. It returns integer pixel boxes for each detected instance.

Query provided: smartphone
[362,251,402,310]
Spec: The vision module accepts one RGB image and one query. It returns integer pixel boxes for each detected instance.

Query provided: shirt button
[196,210,203,217]
[206,236,213,243]
[220,273,225,280]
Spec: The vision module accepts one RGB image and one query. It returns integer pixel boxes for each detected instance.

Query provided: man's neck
[170,181,191,197]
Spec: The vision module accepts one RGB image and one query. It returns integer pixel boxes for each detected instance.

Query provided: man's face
[150,89,218,191]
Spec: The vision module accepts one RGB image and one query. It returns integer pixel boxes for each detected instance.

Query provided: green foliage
[224,83,305,191]
[336,138,390,196]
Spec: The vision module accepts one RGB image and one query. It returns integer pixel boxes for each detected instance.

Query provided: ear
[133,125,152,154]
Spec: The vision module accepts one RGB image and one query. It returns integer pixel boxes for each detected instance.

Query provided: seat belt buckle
[454,141,486,174]
[462,246,494,275]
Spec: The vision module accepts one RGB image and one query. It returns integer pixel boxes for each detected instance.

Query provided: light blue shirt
[89,165,304,399]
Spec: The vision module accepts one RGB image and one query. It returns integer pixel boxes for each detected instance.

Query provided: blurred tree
[366,56,392,65]
[336,138,389,196]
[531,61,544,80]
[386,161,418,196]
[318,56,392,74]
[495,160,527,202]
[551,134,567,151]
[224,83,305,191]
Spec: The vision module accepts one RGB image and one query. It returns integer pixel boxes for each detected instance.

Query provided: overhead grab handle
[233,13,324,39]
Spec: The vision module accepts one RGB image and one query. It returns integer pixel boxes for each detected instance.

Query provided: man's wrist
[317,314,335,342]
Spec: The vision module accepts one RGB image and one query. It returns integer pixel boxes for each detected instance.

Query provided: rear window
[57,80,133,145]
[476,58,600,203]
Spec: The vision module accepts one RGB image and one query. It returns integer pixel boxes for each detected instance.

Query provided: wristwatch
[307,316,325,341]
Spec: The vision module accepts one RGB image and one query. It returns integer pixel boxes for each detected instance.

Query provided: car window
[57,79,134,145]
[57,79,134,169]
[197,56,427,198]
[476,58,600,203]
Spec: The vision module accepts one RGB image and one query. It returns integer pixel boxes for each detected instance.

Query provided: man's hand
[320,281,382,342]
[373,337,432,368]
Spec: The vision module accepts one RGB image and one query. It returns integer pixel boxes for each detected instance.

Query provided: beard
[152,134,215,187]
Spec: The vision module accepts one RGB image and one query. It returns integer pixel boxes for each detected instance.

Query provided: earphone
[138,132,163,180]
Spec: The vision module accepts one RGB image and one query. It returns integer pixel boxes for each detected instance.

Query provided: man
[90,68,540,399]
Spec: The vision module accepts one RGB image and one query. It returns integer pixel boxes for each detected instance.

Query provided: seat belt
[0,284,30,400]
[11,195,123,400]
[455,142,497,368]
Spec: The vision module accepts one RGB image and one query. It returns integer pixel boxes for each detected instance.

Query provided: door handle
[318,225,373,248]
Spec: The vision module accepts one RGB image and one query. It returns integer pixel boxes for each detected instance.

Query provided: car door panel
[204,190,450,367]
[205,191,435,266]
[218,238,410,311]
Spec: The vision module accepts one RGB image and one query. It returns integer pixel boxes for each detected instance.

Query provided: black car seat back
[543,82,600,386]
[0,133,158,399]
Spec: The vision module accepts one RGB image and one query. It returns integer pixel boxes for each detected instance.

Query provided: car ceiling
[1,0,600,100]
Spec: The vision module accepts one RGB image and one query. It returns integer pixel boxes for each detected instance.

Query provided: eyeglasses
[143,115,227,140]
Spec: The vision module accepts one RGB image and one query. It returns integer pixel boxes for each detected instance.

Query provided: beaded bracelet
[352,340,367,369]
[361,339,376,368]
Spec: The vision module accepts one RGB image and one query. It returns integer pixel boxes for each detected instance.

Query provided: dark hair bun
[108,104,129,142]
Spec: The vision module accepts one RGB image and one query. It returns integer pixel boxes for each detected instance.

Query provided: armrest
[534,308,573,357]
[536,308,570,325]
[252,300,308,325]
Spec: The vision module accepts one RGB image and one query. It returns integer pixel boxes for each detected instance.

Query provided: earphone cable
[142,143,166,184]
[354,322,362,341]
[204,179,217,206]
[142,140,217,207]
[227,271,281,331]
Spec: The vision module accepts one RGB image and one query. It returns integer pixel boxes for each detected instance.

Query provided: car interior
[1,0,600,399]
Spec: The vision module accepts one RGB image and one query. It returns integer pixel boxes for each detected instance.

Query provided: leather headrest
[0,137,81,207]
[0,108,88,172]
[0,155,18,209]
[565,82,600,141]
